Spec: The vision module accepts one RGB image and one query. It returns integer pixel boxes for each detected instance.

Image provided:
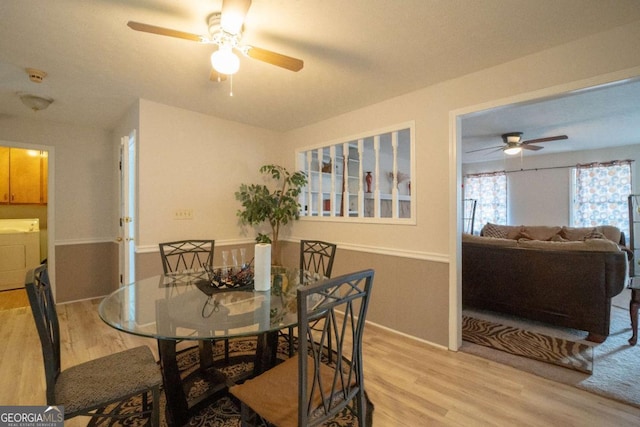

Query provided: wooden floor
[0,288,29,310]
[2,299,640,426]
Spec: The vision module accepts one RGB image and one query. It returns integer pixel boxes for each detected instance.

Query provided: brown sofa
[462,224,629,342]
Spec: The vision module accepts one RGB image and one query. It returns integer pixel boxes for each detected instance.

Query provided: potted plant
[235,164,307,265]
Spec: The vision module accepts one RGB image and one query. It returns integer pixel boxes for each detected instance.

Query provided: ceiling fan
[126,0,303,81]
[466,132,568,155]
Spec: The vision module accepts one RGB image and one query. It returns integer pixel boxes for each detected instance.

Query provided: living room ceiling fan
[466,132,568,156]
[127,0,304,81]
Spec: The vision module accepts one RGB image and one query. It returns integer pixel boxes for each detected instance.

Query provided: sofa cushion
[598,225,622,243]
[560,226,595,241]
[481,223,522,239]
[519,226,562,241]
[550,233,568,242]
[561,225,621,243]
[517,238,621,252]
[462,233,518,247]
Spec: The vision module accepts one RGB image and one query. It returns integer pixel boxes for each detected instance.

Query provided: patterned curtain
[573,161,632,238]
[463,172,507,234]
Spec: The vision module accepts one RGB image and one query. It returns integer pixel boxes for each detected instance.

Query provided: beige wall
[135,99,282,247]
[55,242,118,302]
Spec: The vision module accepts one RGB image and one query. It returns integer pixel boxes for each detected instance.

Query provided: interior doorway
[0,140,54,306]
[450,70,640,350]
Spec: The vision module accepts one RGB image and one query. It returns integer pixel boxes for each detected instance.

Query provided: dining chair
[158,239,230,363]
[25,265,162,425]
[230,269,374,427]
[159,239,215,274]
[283,240,338,357]
[299,240,337,279]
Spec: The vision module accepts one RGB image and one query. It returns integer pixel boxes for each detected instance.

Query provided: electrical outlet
[173,209,193,220]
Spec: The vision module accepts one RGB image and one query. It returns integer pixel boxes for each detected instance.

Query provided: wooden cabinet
[0,147,47,205]
[0,147,9,203]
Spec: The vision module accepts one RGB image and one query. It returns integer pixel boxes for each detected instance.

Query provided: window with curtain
[463,172,507,234]
[572,160,633,239]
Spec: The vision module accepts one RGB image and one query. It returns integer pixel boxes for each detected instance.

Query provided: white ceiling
[1,0,640,137]
[461,78,640,163]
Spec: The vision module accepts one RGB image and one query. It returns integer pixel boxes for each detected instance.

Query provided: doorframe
[118,130,136,286]
[0,139,55,297]
[448,66,640,351]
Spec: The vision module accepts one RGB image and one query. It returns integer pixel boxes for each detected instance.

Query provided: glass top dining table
[99,268,301,342]
[98,267,315,426]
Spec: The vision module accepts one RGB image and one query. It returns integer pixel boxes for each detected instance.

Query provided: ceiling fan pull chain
[230,74,234,97]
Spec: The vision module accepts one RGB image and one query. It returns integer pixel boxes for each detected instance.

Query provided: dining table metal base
[158,331,281,426]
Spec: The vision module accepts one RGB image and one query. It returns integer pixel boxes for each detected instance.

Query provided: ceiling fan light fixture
[211,47,240,75]
[503,144,522,155]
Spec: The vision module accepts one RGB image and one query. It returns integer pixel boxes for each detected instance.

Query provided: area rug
[88,336,373,426]
[462,315,593,373]
[461,299,640,409]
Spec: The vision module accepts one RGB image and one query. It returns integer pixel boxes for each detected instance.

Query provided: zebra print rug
[462,315,594,373]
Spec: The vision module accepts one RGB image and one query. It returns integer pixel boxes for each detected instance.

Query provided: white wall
[135,99,282,247]
[462,144,640,226]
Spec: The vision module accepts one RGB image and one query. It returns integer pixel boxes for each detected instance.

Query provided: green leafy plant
[235,164,307,265]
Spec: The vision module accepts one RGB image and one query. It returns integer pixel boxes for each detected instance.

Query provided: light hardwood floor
[2,298,640,426]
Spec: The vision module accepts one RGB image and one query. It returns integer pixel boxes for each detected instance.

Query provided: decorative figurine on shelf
[365,171,372,193]
[387,171,410,192]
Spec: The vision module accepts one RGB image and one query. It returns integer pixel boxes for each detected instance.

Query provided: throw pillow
[520,226,562,241]
[583,229,605,240]
[560,226,595,241]
[482,223,509,239]
[550,233,568,242]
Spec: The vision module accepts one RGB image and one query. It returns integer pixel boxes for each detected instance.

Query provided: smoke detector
[26,68,47,83]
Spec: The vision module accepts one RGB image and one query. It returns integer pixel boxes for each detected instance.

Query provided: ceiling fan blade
[244,46,304,71]
[127,21,206,43]
[522,135,568,145]
[465,145,503,154]
[521,144,543,151]
[221,0,252,35]
[210,70,227,82]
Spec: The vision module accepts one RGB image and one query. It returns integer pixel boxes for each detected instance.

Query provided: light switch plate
[173,209,193,220]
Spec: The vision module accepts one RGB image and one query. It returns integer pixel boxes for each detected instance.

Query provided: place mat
[462,315,594,374]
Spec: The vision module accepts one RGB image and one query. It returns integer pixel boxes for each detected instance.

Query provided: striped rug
[462,315,594,374]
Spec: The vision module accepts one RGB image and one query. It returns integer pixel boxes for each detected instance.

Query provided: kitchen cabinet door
[0,147,8,203]
[9,148,42,204]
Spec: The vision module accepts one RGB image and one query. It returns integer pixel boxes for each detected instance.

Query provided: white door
[119,131,136,285]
